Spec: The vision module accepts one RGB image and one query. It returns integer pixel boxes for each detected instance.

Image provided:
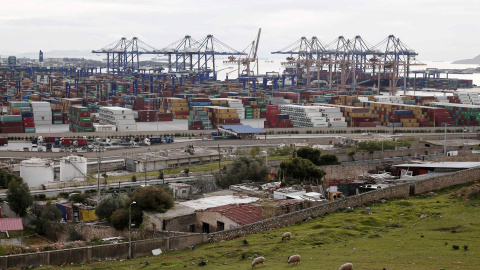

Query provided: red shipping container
[23,117,34,123]
[79,112,91,117]
[23,122,35,127]
[1,121,23,127]
[1,127,24,133]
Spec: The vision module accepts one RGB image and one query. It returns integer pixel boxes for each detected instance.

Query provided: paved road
[0,175,214,199]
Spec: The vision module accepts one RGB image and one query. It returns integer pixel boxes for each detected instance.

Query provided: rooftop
[217,125,266,134]
[0,218,23,231]
[127,148,219,162]
[197,203,264,226]
[394,162,480,169]
[179,195,260,210]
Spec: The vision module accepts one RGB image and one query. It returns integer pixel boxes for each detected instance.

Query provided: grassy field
[42,183,480,269]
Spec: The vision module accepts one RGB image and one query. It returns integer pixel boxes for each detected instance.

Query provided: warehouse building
[125,147,220,173]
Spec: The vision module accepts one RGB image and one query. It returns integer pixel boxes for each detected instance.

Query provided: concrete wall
[196,212,238,233]
[0,234,206,269]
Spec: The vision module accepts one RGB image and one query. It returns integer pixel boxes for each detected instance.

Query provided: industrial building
[394,162,480,176]
[125,147,220,173]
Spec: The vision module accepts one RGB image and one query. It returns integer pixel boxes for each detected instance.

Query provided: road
[0,175,214,199]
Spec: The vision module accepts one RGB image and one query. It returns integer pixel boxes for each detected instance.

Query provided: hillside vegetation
[45,183,480,269]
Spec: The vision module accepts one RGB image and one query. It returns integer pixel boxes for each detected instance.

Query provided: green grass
[41,183,480,269]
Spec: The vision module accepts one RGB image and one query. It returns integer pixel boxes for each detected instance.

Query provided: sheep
[287,255,301,265]
[338,262,353,270]
[251,256,265,268]
[282,232,291,241]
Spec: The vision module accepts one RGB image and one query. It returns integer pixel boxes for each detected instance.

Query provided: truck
[150,137,163,145]
[0,138,8,146]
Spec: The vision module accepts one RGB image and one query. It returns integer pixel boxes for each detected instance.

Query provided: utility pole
[444,123,447,157]
[97,145,101,199]
[218,144,221,171]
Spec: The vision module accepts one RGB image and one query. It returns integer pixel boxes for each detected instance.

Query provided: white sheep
[338,262,353,270]
[251,256,265,268]
[287,254,301,264]
[282,232,291,241]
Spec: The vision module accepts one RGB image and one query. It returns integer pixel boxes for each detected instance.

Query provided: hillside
[452,55,480,64]
[44,183,480,269]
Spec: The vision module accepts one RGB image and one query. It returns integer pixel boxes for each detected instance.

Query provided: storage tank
[60,155,87,182]
[20,158,54,187]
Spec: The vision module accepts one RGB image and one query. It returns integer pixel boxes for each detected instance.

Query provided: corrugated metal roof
[394,162,480,169]
[217,125,266,134]
[0,218,23,231]
[199,204,263,226]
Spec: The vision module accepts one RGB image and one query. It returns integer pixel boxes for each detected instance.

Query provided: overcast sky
[1,0,479,61]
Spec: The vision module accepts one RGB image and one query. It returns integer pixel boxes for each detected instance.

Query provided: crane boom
[253,28,262,61]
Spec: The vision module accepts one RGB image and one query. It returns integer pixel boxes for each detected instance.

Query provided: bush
[67,227,83,242]
[95,195,124,221]
[131,175,137,182]
[130,186,174,213]
[58,192,69,199]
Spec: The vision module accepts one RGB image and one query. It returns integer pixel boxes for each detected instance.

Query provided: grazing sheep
[251,256,265,268]
[287,255,301,264]
[338,262,353,270]
[282,232,292,241]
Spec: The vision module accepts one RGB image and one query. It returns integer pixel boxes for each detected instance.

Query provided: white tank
[60,155,88,182]
[20,158,54,187]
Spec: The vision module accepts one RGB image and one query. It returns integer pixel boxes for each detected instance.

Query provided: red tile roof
[0,218,23,231]
[199,204,264,226]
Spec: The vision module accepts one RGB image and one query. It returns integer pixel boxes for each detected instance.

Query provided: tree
[102,172,108,185]
[95,195,125,221]
[131,186,174,213]
[131,175,137,182]
[7,178,33,217]
[158,170,164,180]
[69,193,91,204]
[31,203,62,234]
[216,158,269,188]
[318,154,341,165]
[250,146,261,157]
[296,147,322,165]
[279,157,326,185]
[110,207,143,230]
[110,209,128,230]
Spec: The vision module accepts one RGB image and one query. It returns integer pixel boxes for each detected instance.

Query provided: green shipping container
[80,118,92,122]
[24,127,36,133]
[82,127,95,132]
[2,115,22,122]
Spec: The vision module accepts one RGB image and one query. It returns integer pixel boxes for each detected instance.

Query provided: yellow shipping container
[79,208,98,222]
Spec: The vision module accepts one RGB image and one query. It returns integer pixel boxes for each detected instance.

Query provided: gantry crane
[224,28,262,78]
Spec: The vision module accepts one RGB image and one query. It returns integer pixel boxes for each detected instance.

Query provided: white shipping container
[117,124,137,131]
[328,117,346,122]
[94,125,116,131]
[329,122,348,127]
[312,122,329,127]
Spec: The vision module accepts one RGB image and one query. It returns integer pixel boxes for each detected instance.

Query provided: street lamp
[129,201,136,258]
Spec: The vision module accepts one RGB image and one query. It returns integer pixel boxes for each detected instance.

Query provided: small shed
[217,125,267,139]
[0,218,24,244]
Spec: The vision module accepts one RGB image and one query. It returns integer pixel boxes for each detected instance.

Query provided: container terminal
[0,30,477,140]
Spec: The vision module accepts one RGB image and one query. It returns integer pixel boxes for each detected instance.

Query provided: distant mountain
[452,55,480,64]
